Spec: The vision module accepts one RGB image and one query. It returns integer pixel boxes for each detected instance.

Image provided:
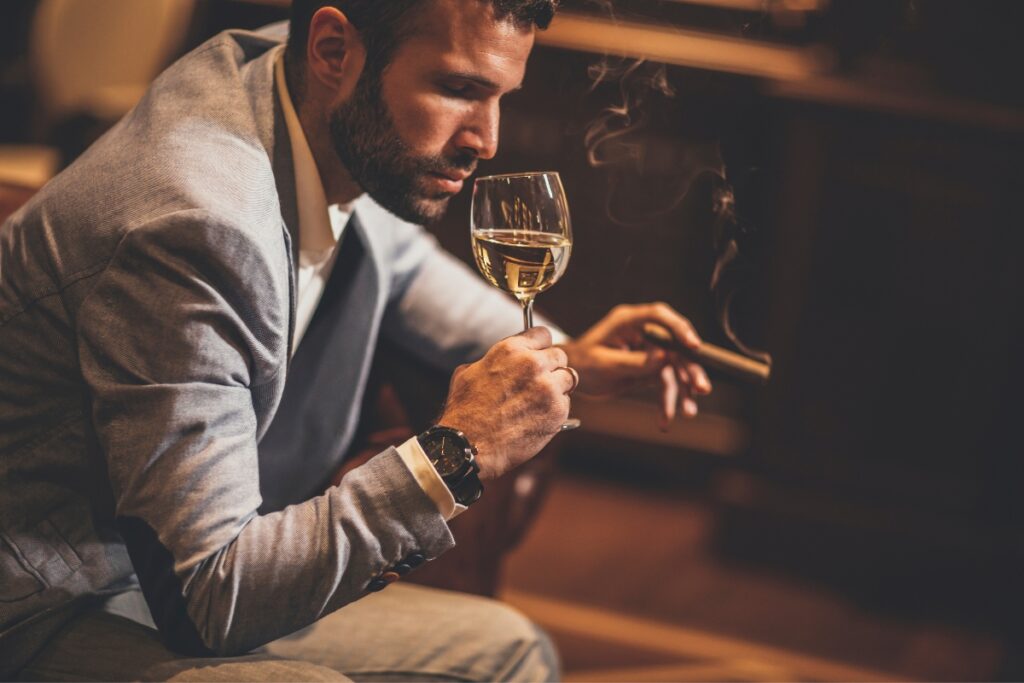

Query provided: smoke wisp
[581,28,771,366]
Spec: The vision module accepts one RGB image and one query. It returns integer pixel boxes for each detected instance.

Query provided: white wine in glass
[471,171,580,430]
[471,230,571,307]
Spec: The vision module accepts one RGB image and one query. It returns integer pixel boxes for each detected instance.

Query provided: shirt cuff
[395,436,468,521]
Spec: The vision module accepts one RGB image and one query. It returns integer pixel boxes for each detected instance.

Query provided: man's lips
[427,170,471,194]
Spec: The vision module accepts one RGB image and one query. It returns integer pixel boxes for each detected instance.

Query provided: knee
[148,654,352,682]
[465,599,560,682]
[326,584,560,682]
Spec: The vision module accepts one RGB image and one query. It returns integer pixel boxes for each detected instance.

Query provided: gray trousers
[17,584,559,682]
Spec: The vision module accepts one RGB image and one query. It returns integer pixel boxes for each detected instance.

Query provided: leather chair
[0,0,196,189]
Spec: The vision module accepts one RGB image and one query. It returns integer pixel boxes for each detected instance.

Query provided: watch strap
[445,457,483,506]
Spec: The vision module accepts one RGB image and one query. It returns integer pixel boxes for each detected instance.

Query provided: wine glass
[471,171,580,431]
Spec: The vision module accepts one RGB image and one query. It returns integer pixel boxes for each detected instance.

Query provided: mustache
[421,150,478,177]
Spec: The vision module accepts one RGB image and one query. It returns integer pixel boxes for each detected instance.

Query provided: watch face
[431,433,466,477]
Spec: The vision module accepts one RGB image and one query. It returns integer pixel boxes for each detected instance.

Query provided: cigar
[641,323,771,384]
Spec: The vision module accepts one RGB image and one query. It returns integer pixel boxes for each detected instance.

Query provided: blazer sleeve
[380,221,567,370]
[76,210,454,656]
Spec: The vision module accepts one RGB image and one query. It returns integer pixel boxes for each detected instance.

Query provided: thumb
[517,325,554,350]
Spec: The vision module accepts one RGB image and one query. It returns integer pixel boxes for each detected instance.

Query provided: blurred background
[2,1,1022,680]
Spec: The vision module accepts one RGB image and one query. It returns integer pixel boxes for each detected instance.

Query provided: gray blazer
[0,29,525,673]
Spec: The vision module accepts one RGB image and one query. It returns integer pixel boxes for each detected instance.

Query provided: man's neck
[285,64,364,206]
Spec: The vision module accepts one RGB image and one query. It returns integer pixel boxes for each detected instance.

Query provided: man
[0,0,711,679]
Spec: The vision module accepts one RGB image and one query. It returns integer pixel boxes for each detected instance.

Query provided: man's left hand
[558,302,712,429]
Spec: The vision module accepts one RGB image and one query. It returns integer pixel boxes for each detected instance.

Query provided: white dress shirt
[274,50,466,521]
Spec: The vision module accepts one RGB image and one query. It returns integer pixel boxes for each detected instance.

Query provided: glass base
[559,418,581,432]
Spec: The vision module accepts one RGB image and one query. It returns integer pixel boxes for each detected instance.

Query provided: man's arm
[77,211,454,656]
[377,219,711,426]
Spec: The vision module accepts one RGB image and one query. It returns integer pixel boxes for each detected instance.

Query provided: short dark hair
[286,0,557,96]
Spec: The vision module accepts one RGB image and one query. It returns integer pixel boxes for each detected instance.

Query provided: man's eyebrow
[442,71,523,93]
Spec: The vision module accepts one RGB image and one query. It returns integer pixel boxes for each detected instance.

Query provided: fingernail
[683,399,698,416]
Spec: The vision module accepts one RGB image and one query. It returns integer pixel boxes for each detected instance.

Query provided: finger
[682,384,699,417]
[644,303,702,350]
[543,345,569,370]
[671,366,696,419]
[684,361,712,395]
[675,363,691,386]
[592,346,667,378]
[659,364,678,431]
[539,388,572,432]
[551,366,578,395]
[518,325,553,350]
[555,392,572,425]
[600,363,675,395]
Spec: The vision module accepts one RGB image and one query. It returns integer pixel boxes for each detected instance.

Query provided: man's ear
[306,6,366,99]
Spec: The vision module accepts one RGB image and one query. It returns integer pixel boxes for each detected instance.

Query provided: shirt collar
[274,49,351,253]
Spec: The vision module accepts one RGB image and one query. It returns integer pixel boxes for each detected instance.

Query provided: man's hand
[559,302,713,429]
[438,327,573,480]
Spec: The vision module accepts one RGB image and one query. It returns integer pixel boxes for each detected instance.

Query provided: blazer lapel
[270,95,299,361]
[243,44,299,361]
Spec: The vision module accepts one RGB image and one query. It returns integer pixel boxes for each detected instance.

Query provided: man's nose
[455,102,500,161]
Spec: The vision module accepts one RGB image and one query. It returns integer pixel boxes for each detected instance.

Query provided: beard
[328,70,476,225]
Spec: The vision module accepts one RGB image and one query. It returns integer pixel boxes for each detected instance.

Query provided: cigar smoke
[581,4,771,367]
[584,57,726,226]
[709,185,772,365]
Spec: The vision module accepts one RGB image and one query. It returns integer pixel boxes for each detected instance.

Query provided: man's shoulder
[35,31,283,235]
[135,30,284,217]
[4,31,290,304]
[135,28,281,160]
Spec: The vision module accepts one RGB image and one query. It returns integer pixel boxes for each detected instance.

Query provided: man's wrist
[433,418,497,480]
[416,426,483,507]
[395,437,465,520]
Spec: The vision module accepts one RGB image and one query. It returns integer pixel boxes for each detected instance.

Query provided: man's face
[329,0,534,224]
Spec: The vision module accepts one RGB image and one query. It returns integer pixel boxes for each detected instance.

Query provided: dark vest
[257,214,380,511]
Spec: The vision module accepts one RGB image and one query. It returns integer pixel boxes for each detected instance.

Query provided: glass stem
[521,297,535,331]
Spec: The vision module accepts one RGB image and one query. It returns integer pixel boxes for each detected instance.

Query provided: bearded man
[0,1,710,679]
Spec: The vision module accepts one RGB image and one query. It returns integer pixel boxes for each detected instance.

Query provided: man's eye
[442,83,471,97]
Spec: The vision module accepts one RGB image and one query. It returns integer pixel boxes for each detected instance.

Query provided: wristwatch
[417,425,484,506]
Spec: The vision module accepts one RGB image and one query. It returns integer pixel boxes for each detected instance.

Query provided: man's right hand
[438,327,572,480]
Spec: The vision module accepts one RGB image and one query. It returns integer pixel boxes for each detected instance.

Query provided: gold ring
[557,366,580,395]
